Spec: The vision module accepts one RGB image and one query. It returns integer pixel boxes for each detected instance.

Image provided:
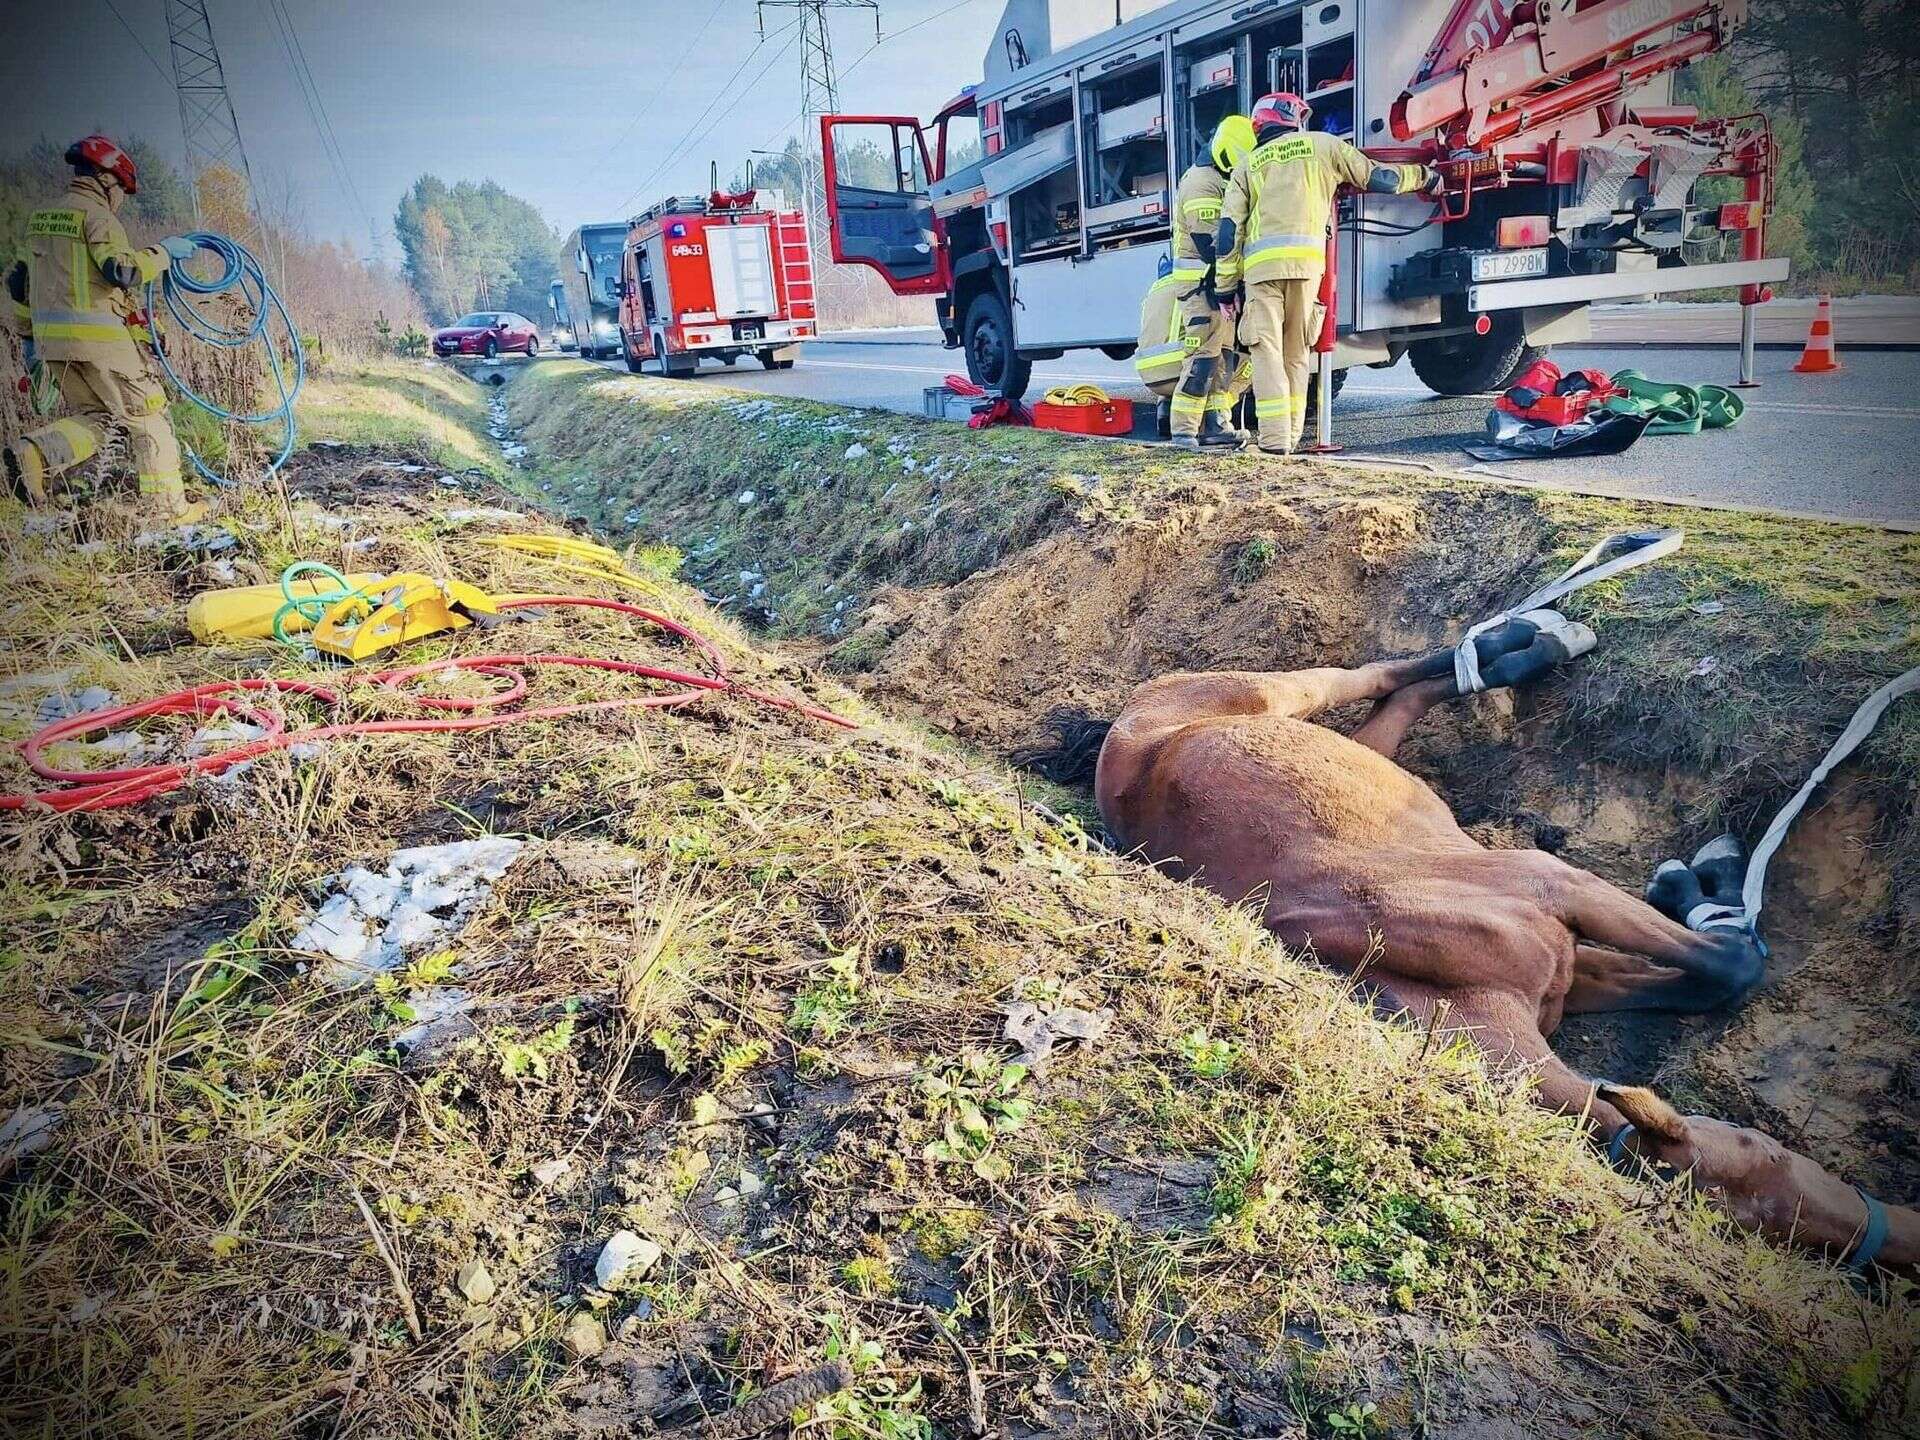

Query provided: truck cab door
[821,115,949,296]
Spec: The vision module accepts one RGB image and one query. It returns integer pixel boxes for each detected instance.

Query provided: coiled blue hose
[144,231,304,484]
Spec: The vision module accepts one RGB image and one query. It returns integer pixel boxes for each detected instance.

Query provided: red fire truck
[616,190,817,376]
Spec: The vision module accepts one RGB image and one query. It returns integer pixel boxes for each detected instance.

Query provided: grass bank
[0,390,1911,1435]
[297,354,510,477]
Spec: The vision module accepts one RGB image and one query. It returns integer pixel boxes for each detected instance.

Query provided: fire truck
[615,190,817,376]
[821,0,1783,400]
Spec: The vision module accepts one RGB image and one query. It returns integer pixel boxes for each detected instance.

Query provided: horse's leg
[1351,618,1587,759]
[1394,987,1916,1269]
[1524,853,1764,1010]
[1351,676,1454,758]
[1563,943,1699,1014]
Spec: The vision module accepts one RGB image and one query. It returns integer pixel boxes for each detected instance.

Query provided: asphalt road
[583,332,1920,528]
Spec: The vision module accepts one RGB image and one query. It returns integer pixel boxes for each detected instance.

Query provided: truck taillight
[983,102,1002,155]
[1497,216,1549,247]
[989,219,1009,258]
[1717,201,1762,230]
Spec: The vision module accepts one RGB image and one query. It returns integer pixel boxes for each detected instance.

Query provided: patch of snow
[289,837,526,988]
[844,443,868,460]
[737,490,757,505]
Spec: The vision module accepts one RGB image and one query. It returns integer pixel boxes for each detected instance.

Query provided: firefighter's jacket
[1170,163,1226,287]
[9,174,174,364]
[1219,132,1426,287]
[1133,270,1183,392]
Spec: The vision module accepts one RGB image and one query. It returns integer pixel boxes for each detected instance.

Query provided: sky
[1,0,1005,261]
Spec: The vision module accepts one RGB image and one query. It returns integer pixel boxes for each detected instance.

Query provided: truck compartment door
[821,115,948,296]
[706,226,777,319]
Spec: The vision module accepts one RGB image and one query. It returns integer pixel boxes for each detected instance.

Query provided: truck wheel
[963,289,1031,400]
[1408,316,1534,396]
[624,341,645,374]
[1100,343,1137,362]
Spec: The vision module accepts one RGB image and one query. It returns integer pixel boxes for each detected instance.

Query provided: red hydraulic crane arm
[1393,0,1746,145]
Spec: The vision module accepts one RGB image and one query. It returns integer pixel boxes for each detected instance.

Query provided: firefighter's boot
[3,440,48,505]
[1198,408,1244,448]
[1169,356,1216,447]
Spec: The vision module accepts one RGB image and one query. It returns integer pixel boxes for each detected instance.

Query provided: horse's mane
[1009,706,1113,787]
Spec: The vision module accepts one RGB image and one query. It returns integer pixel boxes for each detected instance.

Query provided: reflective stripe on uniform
[1170,264,1207,282]
[138,468,183,494]
[1135,342,1184,381]
[1246,234,1322,264]
[46,418,100,466]
[30,308,133,343]
[1180,198,1221,225]
[1207,393,1237,414]
[1170,393,1206,416]
[1255,395,1307,417]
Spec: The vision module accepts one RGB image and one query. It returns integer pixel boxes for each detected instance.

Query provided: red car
[433,311,541,358]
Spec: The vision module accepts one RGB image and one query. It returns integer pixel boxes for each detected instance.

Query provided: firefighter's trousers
[1170,294,1252,438]
[1239,277,1318,452]
[19,356,185,512]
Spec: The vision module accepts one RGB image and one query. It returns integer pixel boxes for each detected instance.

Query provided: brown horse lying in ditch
[1019,613,1914,1272]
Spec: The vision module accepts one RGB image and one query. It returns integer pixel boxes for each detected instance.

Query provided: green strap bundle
[1601,368,1744,435]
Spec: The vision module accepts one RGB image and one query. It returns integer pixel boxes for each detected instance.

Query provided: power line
[99,0,171,82]
[613,19,803,215]
[264,0,378,249]
[584,3,726,181]
[839,0,989,83]
[752,0,991,153]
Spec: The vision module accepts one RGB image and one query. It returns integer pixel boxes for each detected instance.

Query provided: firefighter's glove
[160,236,200,263]
[1421,167,1447,198]
[1200,263,1220,308]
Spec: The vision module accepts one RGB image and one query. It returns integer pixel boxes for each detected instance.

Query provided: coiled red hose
[3,595,855,814]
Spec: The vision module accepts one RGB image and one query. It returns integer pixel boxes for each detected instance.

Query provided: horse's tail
[1010,706,1113,787]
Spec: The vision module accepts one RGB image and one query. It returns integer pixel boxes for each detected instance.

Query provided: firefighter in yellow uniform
[1166,115,1257,448]
[1215,94,1437,454]
[3,136,202,519]
[1136,250,1255,438]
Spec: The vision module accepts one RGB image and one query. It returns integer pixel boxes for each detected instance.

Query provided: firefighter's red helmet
[1251,92,1312,132]
[66,135,138,194]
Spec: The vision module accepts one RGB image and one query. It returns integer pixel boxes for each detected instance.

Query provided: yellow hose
[1040,384,1112,407]
[477,533,674,604]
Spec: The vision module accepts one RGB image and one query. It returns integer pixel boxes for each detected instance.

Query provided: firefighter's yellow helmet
[1211,115,1257,172]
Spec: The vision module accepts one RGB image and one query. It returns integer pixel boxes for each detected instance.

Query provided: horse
[1016,612,1913,1272]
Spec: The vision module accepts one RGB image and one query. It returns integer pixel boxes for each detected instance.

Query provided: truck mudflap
[1466,258,1789,312]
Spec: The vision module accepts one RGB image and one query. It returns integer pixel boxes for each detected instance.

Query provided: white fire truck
[822,0,1784,400]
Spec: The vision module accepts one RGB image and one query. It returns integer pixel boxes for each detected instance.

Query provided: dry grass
[0,411,1913,1438]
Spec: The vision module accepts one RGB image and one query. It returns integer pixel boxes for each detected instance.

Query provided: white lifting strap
[1455,529,1685,695]
[1696,665,1920,935]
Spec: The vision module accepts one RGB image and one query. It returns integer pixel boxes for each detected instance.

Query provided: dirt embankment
[13,446,1914,1438]
[508,361,1920,1205]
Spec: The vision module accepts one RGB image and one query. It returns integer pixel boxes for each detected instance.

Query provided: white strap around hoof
[1686,901,1750,933]
[1519,608,1598,660]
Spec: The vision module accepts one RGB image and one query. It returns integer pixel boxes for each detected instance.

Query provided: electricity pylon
[164,0,256,224]
[757,1,881,306]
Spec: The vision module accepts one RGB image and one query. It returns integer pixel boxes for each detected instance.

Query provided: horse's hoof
[1646,858,1704,922]
[1689,832,1747,900]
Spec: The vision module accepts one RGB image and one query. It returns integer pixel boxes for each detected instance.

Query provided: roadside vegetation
[0,363,1912,1436]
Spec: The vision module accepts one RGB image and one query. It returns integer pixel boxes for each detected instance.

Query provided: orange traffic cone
[1792,295,1842,373]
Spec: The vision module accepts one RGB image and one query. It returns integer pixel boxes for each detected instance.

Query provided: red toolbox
[1032,398,1134,436]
